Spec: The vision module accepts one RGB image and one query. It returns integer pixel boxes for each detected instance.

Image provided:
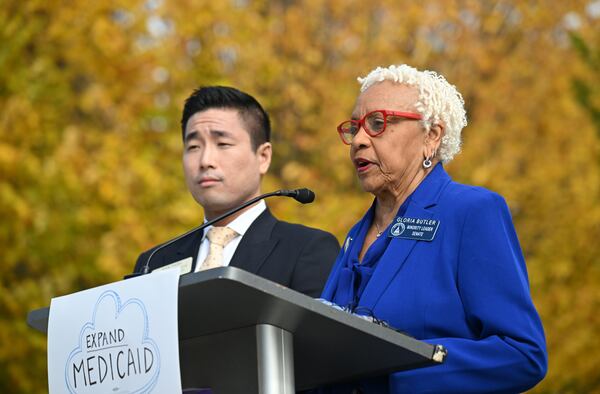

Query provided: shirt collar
[201,200,267,240]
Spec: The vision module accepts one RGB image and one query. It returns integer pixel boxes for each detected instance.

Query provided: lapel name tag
[388,217,440,241]
[153,257,193,275]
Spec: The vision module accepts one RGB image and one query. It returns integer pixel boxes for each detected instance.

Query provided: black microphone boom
[125,188,315,279]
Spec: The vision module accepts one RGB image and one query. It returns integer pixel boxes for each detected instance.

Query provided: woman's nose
[351,124,371,148]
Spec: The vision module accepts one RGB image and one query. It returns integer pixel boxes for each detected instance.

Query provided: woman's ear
[425,123,444,157]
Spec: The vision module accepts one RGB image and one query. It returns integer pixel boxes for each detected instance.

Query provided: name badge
[153,257,193,275]
[388,217,440,241]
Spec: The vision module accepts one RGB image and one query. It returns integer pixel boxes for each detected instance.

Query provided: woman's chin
[358,180,382,196]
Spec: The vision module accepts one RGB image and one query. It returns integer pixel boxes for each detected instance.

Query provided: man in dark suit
[134,86,339,297]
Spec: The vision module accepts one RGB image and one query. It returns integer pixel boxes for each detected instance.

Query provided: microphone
[125,188,315,279]
[277,188,315,204]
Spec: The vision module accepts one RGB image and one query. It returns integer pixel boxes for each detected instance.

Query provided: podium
[28,267,446,393]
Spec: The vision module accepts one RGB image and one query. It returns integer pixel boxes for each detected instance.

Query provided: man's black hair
[181,86,271,150]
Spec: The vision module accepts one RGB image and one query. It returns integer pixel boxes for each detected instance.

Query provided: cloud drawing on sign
[64,290,161,394]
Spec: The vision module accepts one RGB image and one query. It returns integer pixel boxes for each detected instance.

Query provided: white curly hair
[358,64,467,163]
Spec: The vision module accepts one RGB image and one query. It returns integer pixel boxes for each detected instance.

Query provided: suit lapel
[229,209,279,274]
[358,205,434,311]
[174,228,203,272]
[358,164,452,311]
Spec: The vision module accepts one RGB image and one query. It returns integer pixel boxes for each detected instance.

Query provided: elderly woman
[319,65,547,393]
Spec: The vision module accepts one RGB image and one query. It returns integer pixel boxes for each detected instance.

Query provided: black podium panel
[28,267,444,391]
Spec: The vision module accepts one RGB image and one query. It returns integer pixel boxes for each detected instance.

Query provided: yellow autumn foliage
[1,0,599,392]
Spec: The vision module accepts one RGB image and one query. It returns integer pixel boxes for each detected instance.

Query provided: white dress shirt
[194,200,267,272]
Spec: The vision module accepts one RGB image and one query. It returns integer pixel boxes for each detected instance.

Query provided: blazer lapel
[174,228,203,272]
[358,164,452,311]
[229,209,278,274]
[358,205,434,311]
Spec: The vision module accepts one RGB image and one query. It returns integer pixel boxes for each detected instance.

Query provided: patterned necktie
[200,226,239,270]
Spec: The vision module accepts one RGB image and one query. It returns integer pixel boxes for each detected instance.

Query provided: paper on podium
[47,269,182,394]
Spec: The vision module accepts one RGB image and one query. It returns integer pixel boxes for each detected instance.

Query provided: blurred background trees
[1,0,599,392]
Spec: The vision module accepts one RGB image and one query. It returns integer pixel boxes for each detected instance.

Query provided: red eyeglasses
[336,109,423,145]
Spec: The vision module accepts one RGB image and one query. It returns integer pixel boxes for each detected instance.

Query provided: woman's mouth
[354,158,374,173]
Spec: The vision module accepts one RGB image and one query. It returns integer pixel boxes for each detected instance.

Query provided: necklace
[374,221,383,238]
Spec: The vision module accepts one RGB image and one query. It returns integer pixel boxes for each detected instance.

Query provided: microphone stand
[124,189,314,279]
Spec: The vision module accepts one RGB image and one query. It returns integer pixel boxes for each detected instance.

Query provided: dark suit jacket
[134,209,340,297]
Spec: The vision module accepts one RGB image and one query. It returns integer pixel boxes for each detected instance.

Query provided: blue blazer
[321,164,547,393]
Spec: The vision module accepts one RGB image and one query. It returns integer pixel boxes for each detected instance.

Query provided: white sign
[48,269,182,394]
